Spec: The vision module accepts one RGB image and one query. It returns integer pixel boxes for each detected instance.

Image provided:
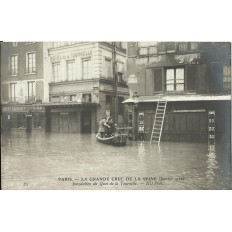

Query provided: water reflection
[206,148,219,184]
[1,131,231,190]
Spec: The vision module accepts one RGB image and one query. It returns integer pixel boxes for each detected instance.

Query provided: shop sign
[50,50,92,62]
[2,106,45,112]
[128,75,137,84]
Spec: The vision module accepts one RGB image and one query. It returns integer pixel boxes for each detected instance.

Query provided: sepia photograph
[1,41,231,190]
[1,1,232,232]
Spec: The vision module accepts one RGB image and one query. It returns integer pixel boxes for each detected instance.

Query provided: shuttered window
[187,66,197,91]
[210,62,223,91]
[154,69,162,92]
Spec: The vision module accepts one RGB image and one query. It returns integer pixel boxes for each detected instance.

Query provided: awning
[122,94,231,104]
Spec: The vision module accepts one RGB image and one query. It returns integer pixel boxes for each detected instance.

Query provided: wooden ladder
[150,100,167,145]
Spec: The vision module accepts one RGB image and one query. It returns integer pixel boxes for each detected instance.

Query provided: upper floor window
[82,58,92,79]
[139,47,148,55]
[67,60,76,81]
[166,68,184,91]
[138,42,150,47]
[10,55,18,75]
[82,94,92,103]
[117,62,124,82]
[53,63,60,82]
[10,83,17,102]
[26,52,36,73]
[28,81,35,102]
[223,65,231,90]
[179,42,188,52]
[12,42,18,47]
[104,58,112,78]
[158,42,176,53]
[190,42,199,50]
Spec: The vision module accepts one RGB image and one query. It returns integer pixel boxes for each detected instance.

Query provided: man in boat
[98,117,111,138]
[106,117,116,137]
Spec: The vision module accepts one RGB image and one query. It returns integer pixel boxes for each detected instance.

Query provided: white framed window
[104,58,112,78]
[67,60,76,81]
[10,55,18,75]
[166,68,184,91]
[26,52,36,73]
[223,65,231,90]
[139,47,148,55]
[52,63,60,82]
[10,83,17,102]
[28,81,36,102]
[82,58,92,79]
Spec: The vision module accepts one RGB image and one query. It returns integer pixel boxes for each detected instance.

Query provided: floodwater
[1,131,231,190]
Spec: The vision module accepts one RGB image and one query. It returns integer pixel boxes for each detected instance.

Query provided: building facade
[125,42,231,143]
[1,42,129,134]
[1,42,51,132]
[44,42,128,133]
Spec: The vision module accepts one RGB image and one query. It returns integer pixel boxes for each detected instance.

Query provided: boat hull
[96,133,127,146]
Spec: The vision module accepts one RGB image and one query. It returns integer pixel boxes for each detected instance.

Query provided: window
[104,58,112,78]
[139,47,148,55]
[52,63,60,82]
[28,81,35,102]
[154,69,162,92]
[10,83,17,102]
[210,62,222,91]
[10,55,18,75]
[149,46,157,55]
[223,65,231,90]
[83,58,92,79]
[26,52,36,73]
[190,42,199,50]
[158,42,176,53]
[82,94,91,103]
[67,60,76,81]
[186,66,197,91]
[166,42,176,52]
[117,72,123,82]
[166,68,184,91]
[179,42,188,52]
[138,42,150,47]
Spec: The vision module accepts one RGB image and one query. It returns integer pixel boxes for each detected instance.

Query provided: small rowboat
[96,132,127,146]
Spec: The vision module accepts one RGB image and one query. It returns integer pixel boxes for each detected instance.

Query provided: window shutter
[36,81,44,101]
[145,69,154,95]
[187,66,197,91]
[210,62,223,91]
[154,68,162,92]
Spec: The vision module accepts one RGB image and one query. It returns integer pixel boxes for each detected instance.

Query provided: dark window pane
[187,66,197,90]
[210,63,223,91]
[154,69,162,92]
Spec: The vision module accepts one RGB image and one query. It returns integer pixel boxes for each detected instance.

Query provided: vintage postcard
[1,41,231,190]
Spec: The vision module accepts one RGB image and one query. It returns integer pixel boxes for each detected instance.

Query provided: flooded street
[1,131,231,190]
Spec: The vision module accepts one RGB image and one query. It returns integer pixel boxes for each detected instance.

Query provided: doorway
[81,111,91,133]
